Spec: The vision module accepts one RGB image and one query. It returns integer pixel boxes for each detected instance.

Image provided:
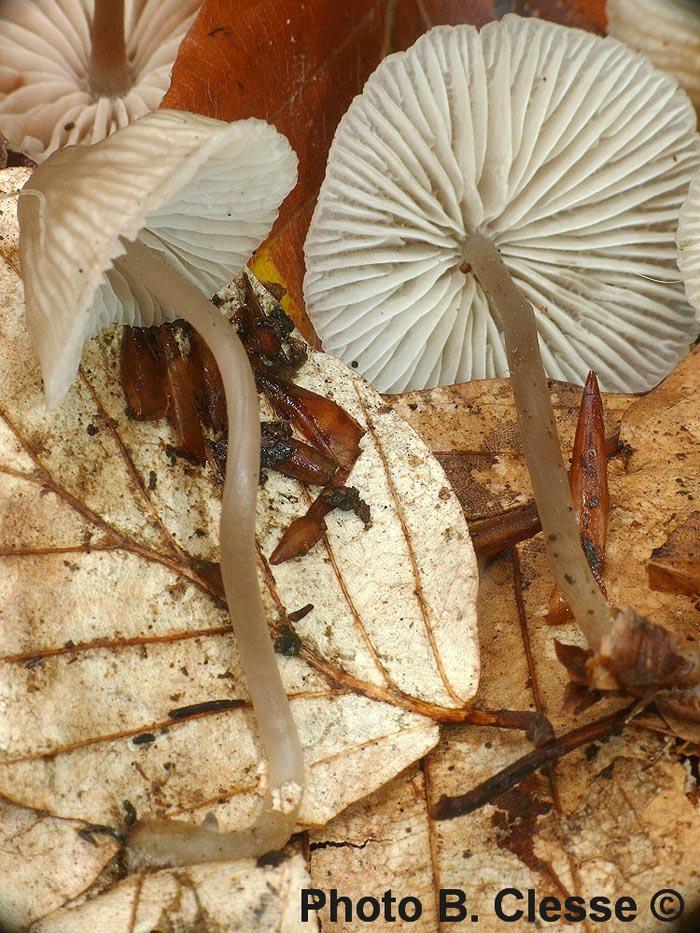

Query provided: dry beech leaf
[0,167,478,927]
[294,367,700,931]
[647,511,700,597]
[605,347,700,633]
[389,380,631,524]
[0,798,119,931]
[31,850,311,933]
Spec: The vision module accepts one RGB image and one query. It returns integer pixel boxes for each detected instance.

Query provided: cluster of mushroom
[10,10,700,871]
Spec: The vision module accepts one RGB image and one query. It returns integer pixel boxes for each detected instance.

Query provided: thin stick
[462,231,614,651]
[432,703,633,821]
[116,239,304,866]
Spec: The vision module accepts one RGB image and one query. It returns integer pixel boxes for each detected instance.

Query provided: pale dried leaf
[297,363,700,931]
[0,166,478,922]
[32,850,313,932]
[606,347,700,630]
[0,797,118,931]
[390,379,630,521]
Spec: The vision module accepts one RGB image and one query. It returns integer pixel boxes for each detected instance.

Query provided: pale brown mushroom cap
[304,16,700,394]
[0,0,201,161]
[18,108,298,406]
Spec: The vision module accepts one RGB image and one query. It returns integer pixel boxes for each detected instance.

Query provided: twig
[431,703,635,821]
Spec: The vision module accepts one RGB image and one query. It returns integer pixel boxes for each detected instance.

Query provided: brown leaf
[163,0,388,339]
[647,510,700,597]
[393,0,606,49]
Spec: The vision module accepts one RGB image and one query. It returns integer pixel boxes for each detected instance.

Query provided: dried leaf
[647,511,700,597]
[32,850,312,932]
[389,379,630,523]
[357,356,700,929]
[605,347,700,632]
[0,799,118,931]
[0,168,478,923]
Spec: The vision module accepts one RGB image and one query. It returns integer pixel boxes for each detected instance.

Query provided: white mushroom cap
[0,0,201,161]
[304,15,700,394]
[607,0,700,111]
[18,108,297,406]
[677,167,700,309]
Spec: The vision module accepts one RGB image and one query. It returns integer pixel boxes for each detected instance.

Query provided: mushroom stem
[462,229,614,651]
[89,0,130,97]
[115,237,304,866]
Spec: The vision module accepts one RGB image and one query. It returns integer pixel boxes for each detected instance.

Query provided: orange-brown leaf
[163,0,388,338]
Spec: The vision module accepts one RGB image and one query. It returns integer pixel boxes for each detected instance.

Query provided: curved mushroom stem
[116,238,304,866]
[89,0,130,97]
[462,229,614,651]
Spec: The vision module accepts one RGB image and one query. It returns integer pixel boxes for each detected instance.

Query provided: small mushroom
[607,0,700,111]
[305,16,700,397]
[18,108,302,866]
[0,0,201,162]
[304,16,700,649]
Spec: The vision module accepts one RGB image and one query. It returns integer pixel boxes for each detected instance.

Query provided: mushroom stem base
[115,237,304,865]
[462,229,614,650]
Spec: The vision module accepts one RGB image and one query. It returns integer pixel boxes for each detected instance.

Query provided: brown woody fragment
[155,325,207,464]
[548,371,609,623]
[469,501,541,559]
[187,327,227,434]
[258,373,364,469]
[431,704,634,822]
[260,421,337,485]
[269,467,353,565]
[121,327,169,420]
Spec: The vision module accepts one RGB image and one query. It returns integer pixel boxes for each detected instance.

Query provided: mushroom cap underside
[0,0,202,160]
[678,167,700,311]
[18,109,298,407]
[304,15,700,394]
[607,0,700,110]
